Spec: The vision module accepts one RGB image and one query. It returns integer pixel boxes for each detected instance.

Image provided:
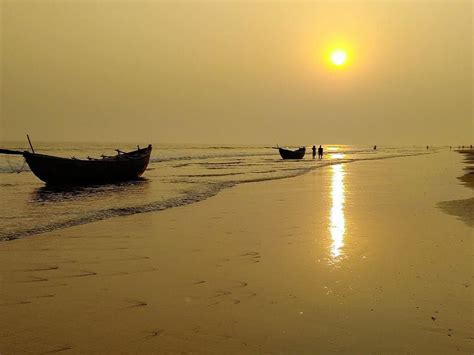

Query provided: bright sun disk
[330,50,347,66]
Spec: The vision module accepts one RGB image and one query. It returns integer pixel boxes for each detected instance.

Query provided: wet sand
[457,149,474,189]
[439,150,474,227]
[0,151,472,354]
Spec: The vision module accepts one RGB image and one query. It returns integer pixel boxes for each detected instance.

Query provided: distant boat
[0,145,152,185]
[277,147,306,160]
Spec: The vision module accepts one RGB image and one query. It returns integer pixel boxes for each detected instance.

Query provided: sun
[318,40,354,71]
[330,49,348,66]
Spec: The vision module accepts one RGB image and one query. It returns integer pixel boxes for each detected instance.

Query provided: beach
[0,150,472,354]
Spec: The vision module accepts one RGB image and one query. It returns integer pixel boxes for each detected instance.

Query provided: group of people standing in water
[311,145,324,159]
[311,144,378,160]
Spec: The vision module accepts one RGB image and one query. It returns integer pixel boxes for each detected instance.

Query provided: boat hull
[23,145,152,185]
[278,147,306,159]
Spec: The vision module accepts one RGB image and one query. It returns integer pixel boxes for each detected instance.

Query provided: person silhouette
[373,145,377,150]
[312,145,316,159]
[318,145,323,159]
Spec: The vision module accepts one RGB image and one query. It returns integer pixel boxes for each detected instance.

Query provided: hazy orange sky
[1,0,472,145]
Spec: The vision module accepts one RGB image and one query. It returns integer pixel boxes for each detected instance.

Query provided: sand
[439,150,474,228]
[0,151,472,354]
[457,150,474,190]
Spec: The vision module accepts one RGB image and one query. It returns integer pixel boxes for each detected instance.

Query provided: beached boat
[278,147,306,160]
[0,145,152,185]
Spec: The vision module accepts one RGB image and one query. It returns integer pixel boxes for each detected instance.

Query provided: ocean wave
[0,182,233,241]
[180,172,245,178]
[151,151,275,163]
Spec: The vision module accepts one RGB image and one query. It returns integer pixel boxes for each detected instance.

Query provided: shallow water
[0,142,432,240]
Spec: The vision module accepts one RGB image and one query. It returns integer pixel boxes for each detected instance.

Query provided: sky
[1,0,472,145]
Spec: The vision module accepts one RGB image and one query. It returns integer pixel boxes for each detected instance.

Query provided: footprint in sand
[145,329,164,340]
[40,345,72,354]
[232,281,258,300]
[24,275,49,283]
[71,270,97,278]
[25,265,59,272]
[228,280,248,289]
[124,299,148,309]
[208,290,233,306]
[240,251,261,263]
[209,288,246,306]
[213,290,232,298]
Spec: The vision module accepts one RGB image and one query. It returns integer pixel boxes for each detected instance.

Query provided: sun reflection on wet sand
[330,163,346,261]
[330,153,345,159]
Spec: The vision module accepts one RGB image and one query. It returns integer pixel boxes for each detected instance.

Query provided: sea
[0,142,433,241]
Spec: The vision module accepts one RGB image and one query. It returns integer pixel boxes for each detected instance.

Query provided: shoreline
[1,150,435,242]
[437,149,474,227]
[0,151,472,353]
[457,149,474,190]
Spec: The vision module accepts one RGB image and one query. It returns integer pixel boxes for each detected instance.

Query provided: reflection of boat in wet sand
[276,147,306,160]
[32,179,149,203]
[0,144,152,185]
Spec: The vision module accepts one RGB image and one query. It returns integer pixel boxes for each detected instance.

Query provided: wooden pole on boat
[26,134,35,153]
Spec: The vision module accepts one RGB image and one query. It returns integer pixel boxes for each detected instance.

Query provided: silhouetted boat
[277,147,306,159]
[0,145,152,185]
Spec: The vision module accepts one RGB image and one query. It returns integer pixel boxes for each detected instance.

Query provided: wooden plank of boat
[0,145,153,185]
[0,148,25,155]
[278,147,306,160]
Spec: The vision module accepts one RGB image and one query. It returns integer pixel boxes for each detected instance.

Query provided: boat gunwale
[23,145,152,162]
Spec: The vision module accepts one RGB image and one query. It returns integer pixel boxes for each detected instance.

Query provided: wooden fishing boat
[277,147,306,160]
[0,144,152,185]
